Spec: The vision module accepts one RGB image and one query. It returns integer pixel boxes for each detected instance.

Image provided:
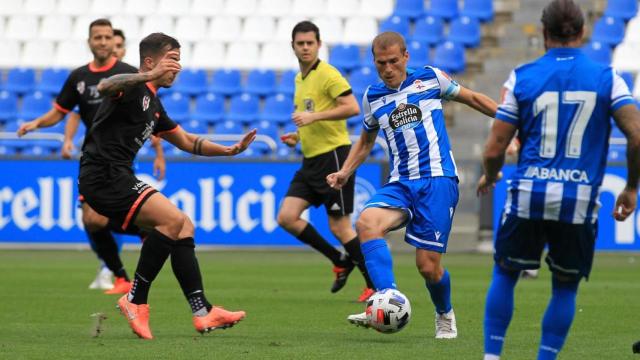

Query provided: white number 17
[534,91,596,159]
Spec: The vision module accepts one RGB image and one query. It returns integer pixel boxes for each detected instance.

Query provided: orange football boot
[104,277,132,294]
[193,306,246,334]
[117,295,153,339]
[357,288,375,303]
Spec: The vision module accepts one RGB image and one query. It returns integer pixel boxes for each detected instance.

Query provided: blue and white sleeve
[432,67,460,100]
[361,88,379,133]
[610,69,635,113]
[495,70,520,125]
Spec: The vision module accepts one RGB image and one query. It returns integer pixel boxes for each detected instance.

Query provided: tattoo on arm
[97,73,152,97]
[193,136,205,155]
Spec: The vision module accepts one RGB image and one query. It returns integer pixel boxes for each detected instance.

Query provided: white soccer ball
[366,289,411,334]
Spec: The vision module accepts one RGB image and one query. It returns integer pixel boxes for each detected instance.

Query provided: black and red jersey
[80,82,178,169]
[54,57,138,128]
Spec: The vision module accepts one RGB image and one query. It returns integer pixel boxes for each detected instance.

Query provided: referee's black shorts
[285,145,355,217]
[79,164,157,232]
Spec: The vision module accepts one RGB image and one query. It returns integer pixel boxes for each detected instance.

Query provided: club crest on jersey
[414,79,426,90]
[76,81,85,95]
[389,103,422,132]
[142,95,150,111]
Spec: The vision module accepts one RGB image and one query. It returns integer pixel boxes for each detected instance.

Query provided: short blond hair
[371,31,407,55]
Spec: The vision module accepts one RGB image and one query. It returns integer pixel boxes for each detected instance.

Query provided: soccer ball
[366,289,411,334]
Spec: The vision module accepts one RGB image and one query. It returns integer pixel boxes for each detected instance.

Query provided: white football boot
[88,266,114,290]
[347,311,370,328]
[435,309,458,339]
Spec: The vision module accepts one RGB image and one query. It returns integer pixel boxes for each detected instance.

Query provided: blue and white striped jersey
[496,47,635,224]
[362,66,460,182]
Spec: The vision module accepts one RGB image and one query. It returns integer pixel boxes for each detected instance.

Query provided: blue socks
[361,239,396,290]
[538,278,579,360]
[484,265,519,357]
[426,269,452,314]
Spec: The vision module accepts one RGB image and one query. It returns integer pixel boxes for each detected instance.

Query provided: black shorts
[495,214,597,280]
[285,145,355,216]
[78,164,157,232]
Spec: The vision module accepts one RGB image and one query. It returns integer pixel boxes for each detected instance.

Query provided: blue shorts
[364,177,459,252]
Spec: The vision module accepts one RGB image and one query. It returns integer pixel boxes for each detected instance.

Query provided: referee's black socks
[88,228,129,281]
[170,237,212,316]
[343,237,375,289]
[129,229,173,305]
[297,223,344,266]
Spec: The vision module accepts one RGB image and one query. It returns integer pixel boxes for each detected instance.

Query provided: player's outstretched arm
[612,104,640,221]
[453,86,498,118]
[16,107,66,136]
[61,112,80,159]
[97,50,181,97]
[161,126,257,157]
[327,129,377,190]
[477,119,517,196]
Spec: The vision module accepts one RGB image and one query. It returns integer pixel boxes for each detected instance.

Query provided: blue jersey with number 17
[496,47,635,224]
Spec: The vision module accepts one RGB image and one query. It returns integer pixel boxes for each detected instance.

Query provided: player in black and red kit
[84,32,255,339]
[17,19,162,294]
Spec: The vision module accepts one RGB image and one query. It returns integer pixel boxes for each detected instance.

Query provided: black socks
[88,228,129,280]
[129,229,173,305]
[296,223,344,266]
[171,237,211,315]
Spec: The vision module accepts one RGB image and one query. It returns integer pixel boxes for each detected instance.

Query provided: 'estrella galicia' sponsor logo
[389,103,422,132]
[142,95,150,111]
[77,81,85,95]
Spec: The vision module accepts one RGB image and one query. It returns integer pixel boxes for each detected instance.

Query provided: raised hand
[228,129,257,155]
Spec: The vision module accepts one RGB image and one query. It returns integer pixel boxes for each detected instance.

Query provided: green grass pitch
[0,249,638,359]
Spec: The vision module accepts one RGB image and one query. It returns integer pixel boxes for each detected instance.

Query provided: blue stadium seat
[582,41,611,64]
[347,113,364,132]
[275,141,294,159]
[407,40,431,68]
[620,71,635,91]
[0,144,17,156]
[165,145,193,158]
[214,119,243,134]
[19,91,51,120]
[447,16,481,48]
[38,121,65,133]
[162,92,190,122]
[276,70,297,96]
[329,45,361,74]
[412,15,445,47]
[20,139,60,157]
[349,67,379,95]
[249,120,279,141]
[245,69,276,97]
[361,50,375,69]
[392,0,425,20]
[238,141,270,158]
[0,91,18,124]
[591,16,625,47]
[173,69,208,96]
[192,93,225,124]
[4,68,36,95]
[379,15,411,38]
[608,143,626,162]
[282,122,298,135]
[460,0,494,22]
[428,0,459,21]
[432,41,465,74]
[227,93,259,124]
[208,69,242,97]
[180,119,208,134]
[604,0,639,21]
[259,93,293,125]
[36,68,70,95]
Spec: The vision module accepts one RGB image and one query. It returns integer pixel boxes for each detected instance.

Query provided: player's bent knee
[82,209,109,233]
[417,263,442,282]
[178,216,195,239]
[157,212,188,240]
[276,210,297,230]
[356,215,383,240]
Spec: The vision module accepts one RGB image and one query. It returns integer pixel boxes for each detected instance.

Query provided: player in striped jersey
[327,32,497,338]
[477,1,640,359]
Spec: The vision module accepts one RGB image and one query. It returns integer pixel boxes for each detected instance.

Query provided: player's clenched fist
[326,170,350,190]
